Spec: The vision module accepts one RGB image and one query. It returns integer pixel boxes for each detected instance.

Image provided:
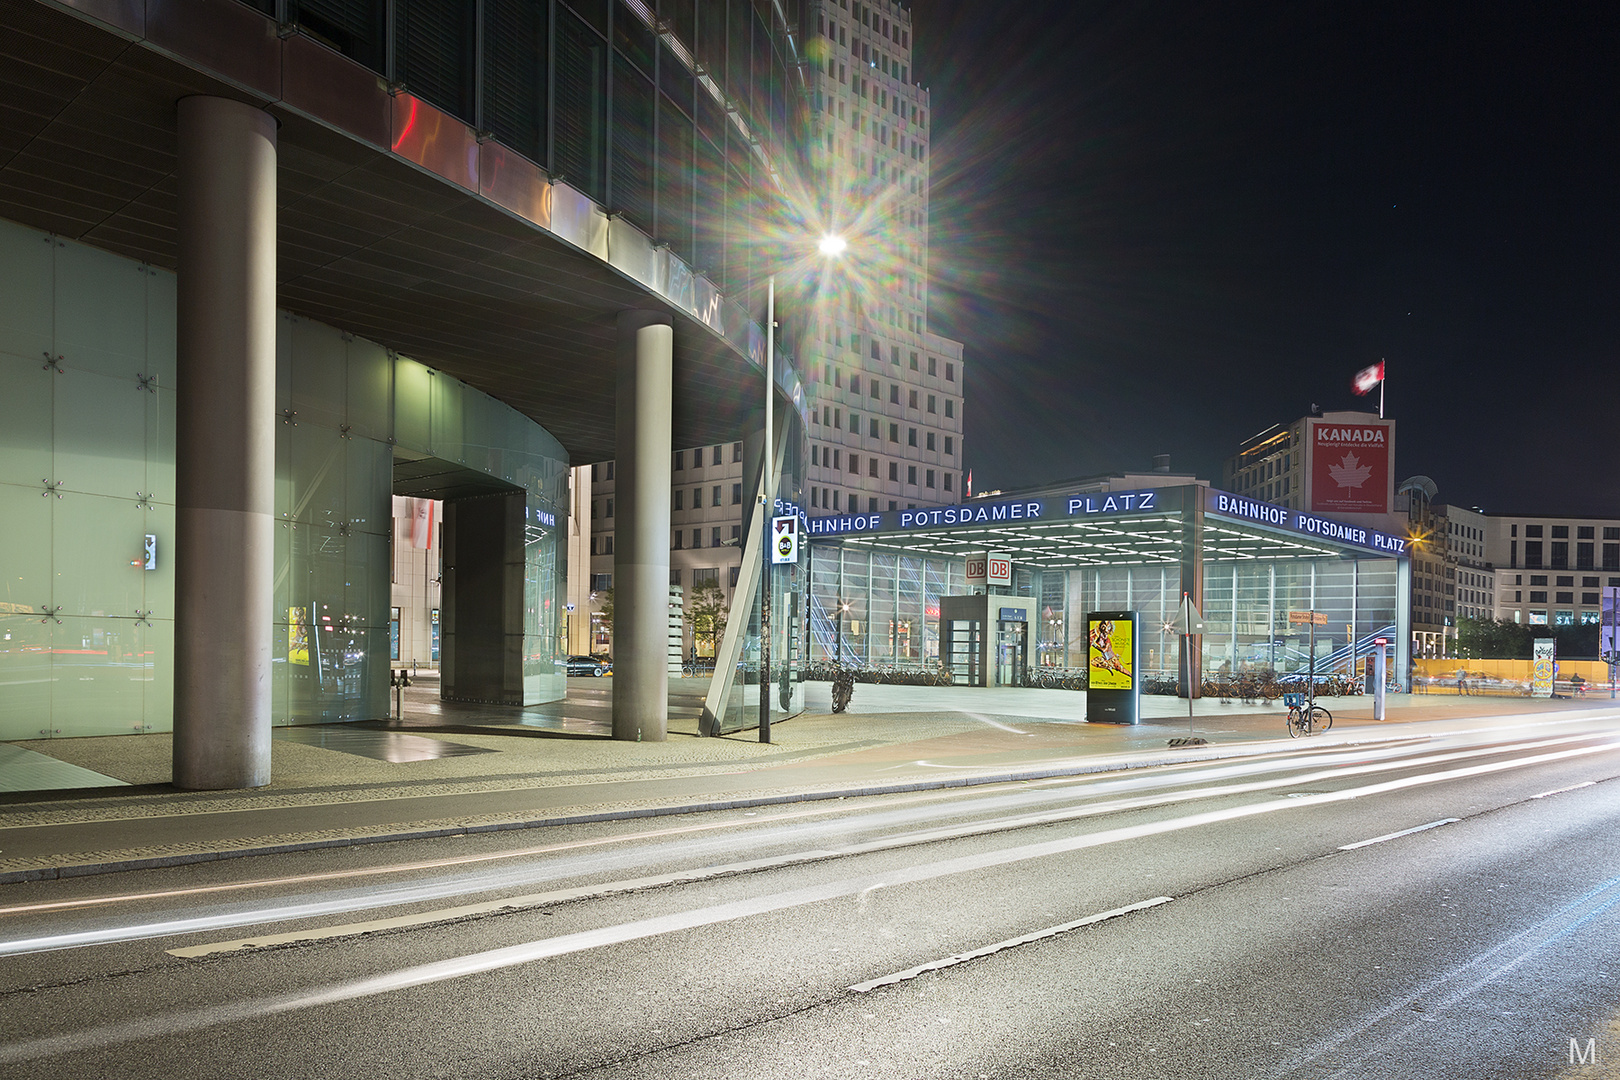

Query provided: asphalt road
[2,719,1618,1079]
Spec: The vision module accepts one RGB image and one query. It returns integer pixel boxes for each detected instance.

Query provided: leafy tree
[689,581,728,655]
[1456,615,1600,659]
[595,587,613,636]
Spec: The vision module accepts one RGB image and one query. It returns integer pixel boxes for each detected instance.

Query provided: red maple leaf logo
[1327,452,1373,489]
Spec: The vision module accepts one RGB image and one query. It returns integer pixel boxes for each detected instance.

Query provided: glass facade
[806,497,1407,687]
[250,0,809,316]
[0,219,568,741]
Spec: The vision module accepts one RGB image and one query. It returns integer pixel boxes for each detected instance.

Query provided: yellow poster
[1088,617,1134,690]
[289,606,309,666]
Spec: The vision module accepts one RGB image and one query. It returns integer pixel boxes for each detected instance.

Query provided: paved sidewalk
[0,679,1613,884]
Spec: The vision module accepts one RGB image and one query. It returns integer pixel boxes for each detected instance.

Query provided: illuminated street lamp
[760,233,847,742]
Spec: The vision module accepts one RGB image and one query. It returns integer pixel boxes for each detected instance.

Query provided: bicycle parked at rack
[1283,692,1332,738]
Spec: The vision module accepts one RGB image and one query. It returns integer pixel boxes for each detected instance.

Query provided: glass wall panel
[289,317,348,431]
[484,0,549,165]
[50,614,149,737]
[52,241,146,379]
[52,492,146,618]
[143,386,176,507]
[53,368,146,501]
[345,337,392,444]
[0,221,53,359]
[0,351,54,484]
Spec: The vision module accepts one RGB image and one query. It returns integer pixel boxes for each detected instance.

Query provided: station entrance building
[804,478,1413,692]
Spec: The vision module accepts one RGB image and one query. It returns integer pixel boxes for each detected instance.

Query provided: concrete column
[172,97,278,789]
[1178,485,1206,699]
[612,310,674,741]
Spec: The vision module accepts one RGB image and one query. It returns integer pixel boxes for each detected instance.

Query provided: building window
[1583,592,1600,605]
[890,384,900,404]
[1578,542,1594,568]
[604,535,614,554]
[1525,542,1543,568]
[869,457,879,478]
[848,454,859,474]
[605,462,614,479]
[889,461,898,481]
[591,573,612,591]
[908,428,917,447]
[605,498,614,518]
[692,529,702,548]
[870,418,880,438]
[945,362,955,381]
[926,432,936,451]
[1552,542,1569,568]
[674,450,684,470]
[1526,524,1543,537]
[906,465,917,485]
[674,489,684,510]
[907,350,916,369]
[871,340,881,360]
[693,567,718,588]
[1529,591,1548,603]
[591,500,598,519]
[729,566,740,588]
[927,394,936,413]
[926,469,935,488]
[945,436,954,455]
[944,473,953,492]
[870,380,880,399]
[673,530,683,549]
[732,483,742,504]
[908,389,918,409]
[713,485,722,506]
[1578,525,1595,540]
[693,447,703,467]
[1552,525,1569,538]
[889,423,899,442]
[927,356,936,376]
[945,400,954,418]
[711,527,722,547]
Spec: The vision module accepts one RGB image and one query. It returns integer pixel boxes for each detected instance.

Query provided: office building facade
[0,0,819,780]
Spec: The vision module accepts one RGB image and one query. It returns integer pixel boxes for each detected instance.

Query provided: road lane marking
[848,896,1174,992]
[1531,780,1596,799]
[1338,818,1459,850]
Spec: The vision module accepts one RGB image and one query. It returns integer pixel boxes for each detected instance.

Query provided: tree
[594,587,613,641]
[689,580,728,656]
[1456,615,1600,660]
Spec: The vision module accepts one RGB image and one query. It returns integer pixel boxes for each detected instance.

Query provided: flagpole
[1379,365,1385,419]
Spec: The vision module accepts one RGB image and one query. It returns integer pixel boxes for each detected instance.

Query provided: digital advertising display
[1309,419,1392,514]
[1086,611,1141,724]
[1088,616,1135,691]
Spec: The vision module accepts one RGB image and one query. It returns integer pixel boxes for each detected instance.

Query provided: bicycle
[1283,693,1332,738]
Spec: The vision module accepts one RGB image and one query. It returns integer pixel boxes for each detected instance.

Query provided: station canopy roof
[813,482,1406,569]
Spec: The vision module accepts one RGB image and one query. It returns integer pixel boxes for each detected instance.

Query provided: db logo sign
[965,556,988,582]
[987,556,1012,586]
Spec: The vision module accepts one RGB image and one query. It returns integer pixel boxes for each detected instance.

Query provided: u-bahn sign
[770,515,799,564]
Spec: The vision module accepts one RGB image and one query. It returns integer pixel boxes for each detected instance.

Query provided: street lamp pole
[759,275,774,743]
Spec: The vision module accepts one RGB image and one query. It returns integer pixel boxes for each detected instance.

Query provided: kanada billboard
[1310,420,1392,514]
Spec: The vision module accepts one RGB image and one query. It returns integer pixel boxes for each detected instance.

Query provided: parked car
[566,654,612,677]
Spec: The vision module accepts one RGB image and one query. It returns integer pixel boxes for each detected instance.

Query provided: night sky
[910,1,1620,516]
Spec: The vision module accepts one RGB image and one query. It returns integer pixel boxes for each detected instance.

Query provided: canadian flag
[1352,361,1385,396]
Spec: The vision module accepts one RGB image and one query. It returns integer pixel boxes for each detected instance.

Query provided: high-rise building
[585,0,967,659]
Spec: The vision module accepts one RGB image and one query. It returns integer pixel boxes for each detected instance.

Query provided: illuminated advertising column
[1086,611,1140,724]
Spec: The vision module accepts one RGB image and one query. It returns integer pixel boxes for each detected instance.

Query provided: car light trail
[2,734,1616,1067]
